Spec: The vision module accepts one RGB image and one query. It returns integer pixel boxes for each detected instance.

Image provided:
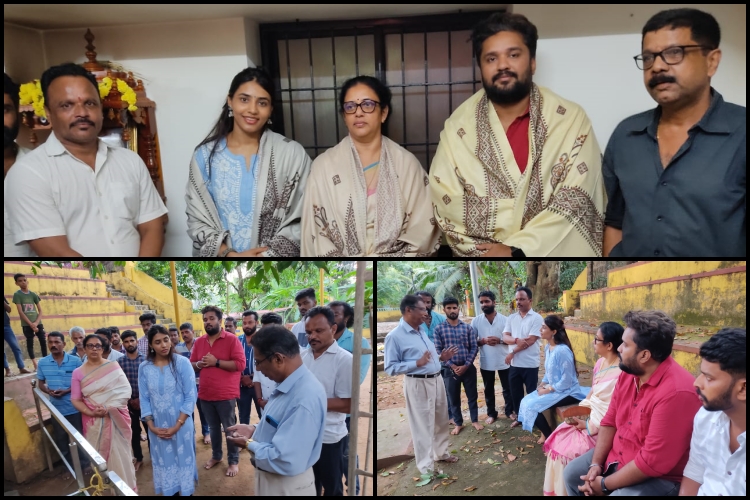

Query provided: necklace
[363,161,379,172]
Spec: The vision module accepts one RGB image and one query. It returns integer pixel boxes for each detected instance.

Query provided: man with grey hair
[68,326,86,358]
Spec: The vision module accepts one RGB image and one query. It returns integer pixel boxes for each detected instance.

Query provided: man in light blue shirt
[384,295,458,474]
[416,291,446,342]
[227,325,326,496]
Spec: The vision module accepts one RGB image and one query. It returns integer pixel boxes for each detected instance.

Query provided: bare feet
[20,367,31,374]
[537,435,546,445]
[510,420,522,428]
[472,422,484,431]
[203,435,212,445]
[450,425,464,435]
[485,416,496,425]
[510,412,517,421]
[204,458,222,470]
[4,370,10,377]
[438,456,459,463]
[226,464,239,477]
[32,359,38,371]
[449,419,456,426]
[133,460,143,472]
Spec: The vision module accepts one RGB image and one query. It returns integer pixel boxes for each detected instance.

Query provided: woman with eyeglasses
[70,334,137,492]
[541,321,623,496]
[301,76,440,256]
[186,67,312,257]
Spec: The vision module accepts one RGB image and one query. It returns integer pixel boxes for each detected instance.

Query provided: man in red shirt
[564,310,700,496]
[190,305,246,478]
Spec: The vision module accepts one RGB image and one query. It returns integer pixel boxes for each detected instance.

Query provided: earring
[268,118,273,125]
[228,108,233,117]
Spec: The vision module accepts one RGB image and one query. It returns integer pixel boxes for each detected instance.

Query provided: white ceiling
[4,4,504,30]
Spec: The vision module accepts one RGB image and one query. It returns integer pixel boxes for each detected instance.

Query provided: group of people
[20,286,371,496]
[383,290,746,496]
[4,7,744,257]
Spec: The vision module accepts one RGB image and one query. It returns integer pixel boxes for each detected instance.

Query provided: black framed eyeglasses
[342,99,380,114]
[633,45,711,70]
[85,344,103,350]
[592,337,606,344]
[255,354,274,366]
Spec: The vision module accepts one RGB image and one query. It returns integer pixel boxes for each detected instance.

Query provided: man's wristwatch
[215,359,220,367]
[601,476,612,495]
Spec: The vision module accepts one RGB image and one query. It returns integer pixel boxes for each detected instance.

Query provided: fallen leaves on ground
[522,459,529,463]
[507,453,517,462]
[464,485,477,491]
[526,444,534,448]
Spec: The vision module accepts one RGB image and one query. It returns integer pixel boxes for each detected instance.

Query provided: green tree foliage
[559,261,587,291]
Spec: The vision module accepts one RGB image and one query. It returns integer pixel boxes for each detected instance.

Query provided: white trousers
[404,374,451,474]
[255,466,316,496]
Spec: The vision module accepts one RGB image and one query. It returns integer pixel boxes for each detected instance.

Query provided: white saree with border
[430,84,606,256]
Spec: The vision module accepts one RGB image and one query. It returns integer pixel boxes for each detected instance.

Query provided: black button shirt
[603,89,746,257]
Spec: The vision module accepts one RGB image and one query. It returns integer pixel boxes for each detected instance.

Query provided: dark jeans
[343,416,360,495]
[479,367,513,419]
[509,366,538,416]
[22,323,47,359]
[4,325,26,370]
[129,406,150,462]
[442,363,479,426]
[51,411,89,469]
[195,390,209,436]
[313,436,346,496]
[238,385,261,425]
[200,398,239,465]
[532,395,582,438]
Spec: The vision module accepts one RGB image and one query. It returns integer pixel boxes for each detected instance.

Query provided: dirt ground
[6,367,373,497]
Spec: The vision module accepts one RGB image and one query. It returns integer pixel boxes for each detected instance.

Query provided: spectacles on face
[410,306,427,313]
[342,99,380,114]
[593,337,605,344]
[633,45,710,70]
[85,344,103,350]
[255,354,274,366]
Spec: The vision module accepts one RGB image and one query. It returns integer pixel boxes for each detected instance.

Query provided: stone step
[155,314,165,320]
[134,305,148,311]
[574,309,582,317]
[109,292,124,297]
[143,310,156,316]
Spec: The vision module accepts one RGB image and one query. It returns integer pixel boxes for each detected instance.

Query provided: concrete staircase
[105,283,176,330]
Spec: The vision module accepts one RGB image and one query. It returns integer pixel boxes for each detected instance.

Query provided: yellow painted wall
[3,397,52,483]
[377,310,402,322]
[571,268,588,290]
[9,312,142,335]
[4,274,107,298]
[581,270,746,326]
[4,296,126,316]
[607,261,745,287]
[4,261,90,279]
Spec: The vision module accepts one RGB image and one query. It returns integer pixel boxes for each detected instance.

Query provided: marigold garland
[19,80,46,119]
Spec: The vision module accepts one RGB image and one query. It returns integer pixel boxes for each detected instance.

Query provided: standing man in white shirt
[502,286,544,428]
[301,305,353,496]
[471,290,512,424]
[5,63,167,256]
[680,327,746,496]
[292,287,316,348]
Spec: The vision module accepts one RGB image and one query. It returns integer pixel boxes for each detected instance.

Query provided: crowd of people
[6,282,371,496]
[4,7,744,258]
[384,290,746,496]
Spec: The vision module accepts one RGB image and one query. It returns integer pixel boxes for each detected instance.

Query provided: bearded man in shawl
[430,12,606,257]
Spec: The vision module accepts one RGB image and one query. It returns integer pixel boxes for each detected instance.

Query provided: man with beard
[471,290,511,424]
[564,310,700,496]
[434,296,481,435]
[5,63,167,257]
[4,73,33,257]
[416,291,446,342]
[117,329,148,471]
[292,288,316,347]
[237,310,262,425]
[190,305,246,477]
[603,9,745,257]
[430,12,605,257]
[82,327,124,363]
[680,327,745,496]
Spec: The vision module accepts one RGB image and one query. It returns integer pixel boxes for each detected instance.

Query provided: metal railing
[30,379,138,496]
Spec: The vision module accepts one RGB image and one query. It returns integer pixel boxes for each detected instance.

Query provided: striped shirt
[118,353,145,400]
[36,353,82,415]
[433,320,478,368]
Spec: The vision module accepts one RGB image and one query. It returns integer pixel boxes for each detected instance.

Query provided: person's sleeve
[70,369,82,400]
[384,334,415,376]
[177,357,197,415]
[5,163,67,243]
[248,405,320,476]
[433,326,444,357]
[134,155,168,225]
[231,336,246,372]
[634,390,701,477]
[681,412,706,484]
[359,337,371,386]
[599,373,622,428]
[37,365,46,381]
[334,353,353,399]
[602,130,624,230]
[34,293,41,304]
[189,341,199,363]
[138,364,152,419]
[466,326,478,365]
[502,320,512,335]
[551,349,576,392]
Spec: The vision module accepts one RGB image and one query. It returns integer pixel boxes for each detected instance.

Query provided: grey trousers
[563,448,680,496]
[200,398,240,465]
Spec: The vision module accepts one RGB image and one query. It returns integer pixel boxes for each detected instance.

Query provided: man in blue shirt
[117,330,147,471]
[226,325,326,496]
[329,300,371,495]
[416,291,446,342]
[238,310,262,425]
[384,295,458,475]
[37,331,89,472]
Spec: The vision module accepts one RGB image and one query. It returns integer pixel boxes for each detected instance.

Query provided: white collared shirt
[301,341,353,444]
[4,145,34,257]
[471,312,509,371]
[5,133,167,256]
[502,308,544,368]
[683,407,746,496]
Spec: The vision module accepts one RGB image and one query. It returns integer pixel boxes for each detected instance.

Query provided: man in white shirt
[502,286,544,428]
[301,306,353,496]
[471,290,512,424]
[680,327,746,497]
[292,287,316,347]
[5,63,167,257]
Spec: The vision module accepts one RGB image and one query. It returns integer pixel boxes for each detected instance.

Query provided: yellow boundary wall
[607,261,745,287]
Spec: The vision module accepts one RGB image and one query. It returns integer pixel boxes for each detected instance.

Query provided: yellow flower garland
[100,76,138,112]
[19,80,46,119]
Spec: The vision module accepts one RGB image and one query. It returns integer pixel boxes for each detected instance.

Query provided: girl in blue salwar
[517,315,589,445]
[139,325,198,496]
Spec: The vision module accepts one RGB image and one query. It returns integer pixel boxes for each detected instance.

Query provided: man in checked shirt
[434,296,482,435]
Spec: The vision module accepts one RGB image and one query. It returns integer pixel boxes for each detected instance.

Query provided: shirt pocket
[106,181,140,222]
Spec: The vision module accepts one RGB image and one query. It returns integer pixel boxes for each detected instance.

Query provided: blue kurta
[518,343,590,432]
[138,355,198,496]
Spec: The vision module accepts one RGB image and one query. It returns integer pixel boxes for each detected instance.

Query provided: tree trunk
[525,261,561,311]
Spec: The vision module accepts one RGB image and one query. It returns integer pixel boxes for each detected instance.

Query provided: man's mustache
[71,119,95,128]
[648,74,676,88]
[493,71,517,83]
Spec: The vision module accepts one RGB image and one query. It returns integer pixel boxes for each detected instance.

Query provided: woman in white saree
[301,76,440,256]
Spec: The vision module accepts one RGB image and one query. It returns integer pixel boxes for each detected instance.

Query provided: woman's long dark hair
[146,324,183,391]
[544,314,578,376]
[196,66,277,180]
